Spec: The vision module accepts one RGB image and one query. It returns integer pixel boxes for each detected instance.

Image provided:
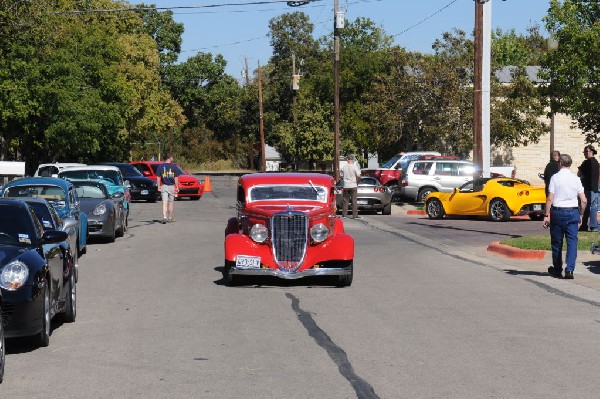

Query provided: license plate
[357,200,368,205]
[141,190,148,195]
[533,204,542,210]
[236,255,261,268]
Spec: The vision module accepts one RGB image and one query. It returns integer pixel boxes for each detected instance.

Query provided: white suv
[34,163,86,177]
[399,159,475,202]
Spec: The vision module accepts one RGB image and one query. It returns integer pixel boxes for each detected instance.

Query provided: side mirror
[112,191,124,199]
[41,230,68,244]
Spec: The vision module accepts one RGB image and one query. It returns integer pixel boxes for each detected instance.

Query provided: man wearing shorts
[156,153,181,224]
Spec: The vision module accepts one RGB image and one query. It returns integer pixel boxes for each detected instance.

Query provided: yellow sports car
[425,178,546,222]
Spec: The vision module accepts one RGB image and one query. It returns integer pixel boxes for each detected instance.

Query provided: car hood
[179,175,199,183]
[247,204,331,218]
[0,246,28,266]
[79,198,109,214]
[124,175,154,184]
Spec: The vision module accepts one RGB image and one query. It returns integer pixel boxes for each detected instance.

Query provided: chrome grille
[272,212,307,272]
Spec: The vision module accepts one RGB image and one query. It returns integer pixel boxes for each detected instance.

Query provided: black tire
[0,304,5,384]
[426,198,445,219]
[336,261,353,287]
[382,203,392,215]
[529,213,544,221]
[36,283,51,347]
[489,199,511,222]
[115,212,125,238]
[418,187,436,203]
[64,271,76,323]
[224,260,239,287]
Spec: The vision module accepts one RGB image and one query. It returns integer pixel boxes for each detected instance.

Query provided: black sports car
[103,162,159,202]
[0,199,76,347]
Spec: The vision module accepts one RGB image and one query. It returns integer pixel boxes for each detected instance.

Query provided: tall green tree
[542,0,600,142]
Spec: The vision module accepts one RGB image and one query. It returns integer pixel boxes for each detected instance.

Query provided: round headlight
[310,223,329,243]
[93,203,107,216]
[0,260,29,291]
[250,224,269,243]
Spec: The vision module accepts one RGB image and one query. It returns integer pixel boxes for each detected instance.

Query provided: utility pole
[258,62,266,172]
[333,0,341,181]
[473,0,491,178]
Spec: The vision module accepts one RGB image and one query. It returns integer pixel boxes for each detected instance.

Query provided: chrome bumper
[229,266,351,279]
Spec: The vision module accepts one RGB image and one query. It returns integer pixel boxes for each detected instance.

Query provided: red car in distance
[130,161,204,200]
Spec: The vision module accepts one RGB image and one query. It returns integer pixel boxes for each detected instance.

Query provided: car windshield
[3,184,67,207]
[358,177,378,186]
[381,156,401,169]
[113,163,143,177]
[60,170,121,186]
[249,184,328,202]
[0,204,36,246]
[73,182,109,199]
[27,202,56,230]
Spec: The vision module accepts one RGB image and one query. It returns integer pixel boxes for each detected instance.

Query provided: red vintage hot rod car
[224,173,354,287]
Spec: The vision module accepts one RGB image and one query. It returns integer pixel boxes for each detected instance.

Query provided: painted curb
[487,241,546,260]
[407,210,426,216]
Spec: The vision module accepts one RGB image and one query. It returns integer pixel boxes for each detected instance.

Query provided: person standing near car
[543,150,561,196]
[156,153,181,224]
[577,145,599,231]
[341,154,361,219]
[545,154,587,279]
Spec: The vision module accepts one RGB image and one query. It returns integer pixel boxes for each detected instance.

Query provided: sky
[129,0,552,78]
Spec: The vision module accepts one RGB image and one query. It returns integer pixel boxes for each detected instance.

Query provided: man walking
[156,153,181,224]
[544,154,587,279]
[577,145,599,231]
[341,154,361,219]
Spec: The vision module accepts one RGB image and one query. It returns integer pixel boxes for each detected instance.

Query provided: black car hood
[123,176,154,184]
[0,246,28,266]
[79,198,108,214]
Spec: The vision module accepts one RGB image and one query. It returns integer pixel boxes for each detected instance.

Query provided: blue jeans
[550,207,580,272]
[590,187,599,230]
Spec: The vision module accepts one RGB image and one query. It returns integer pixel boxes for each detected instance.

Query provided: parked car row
[0,159,205,383]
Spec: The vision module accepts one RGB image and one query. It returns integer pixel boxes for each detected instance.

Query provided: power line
[392,0,459,38]
[49,0,323,15]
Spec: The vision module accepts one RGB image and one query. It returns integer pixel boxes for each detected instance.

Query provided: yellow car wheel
[489,199,511,222]
[426,198,445,219]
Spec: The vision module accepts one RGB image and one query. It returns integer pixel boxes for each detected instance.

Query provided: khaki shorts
[161,185,176,202]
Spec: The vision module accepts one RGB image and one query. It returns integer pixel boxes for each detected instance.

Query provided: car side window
[435,162,458,176]
[412,162,433,175]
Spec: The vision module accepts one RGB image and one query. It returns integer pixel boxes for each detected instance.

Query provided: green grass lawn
[500,231,599,251]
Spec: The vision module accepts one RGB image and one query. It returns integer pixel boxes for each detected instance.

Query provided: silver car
[336,177,393,215]
[399,160,475,202]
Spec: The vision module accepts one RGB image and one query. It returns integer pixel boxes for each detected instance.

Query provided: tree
[542,0,600,142]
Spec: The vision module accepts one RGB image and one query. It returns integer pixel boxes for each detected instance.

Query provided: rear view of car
[335,176,392,215]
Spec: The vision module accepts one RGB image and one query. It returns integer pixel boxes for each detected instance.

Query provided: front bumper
[130,187,158,201]
[2,286,44,338]
[87,215,115,238]
[229,263,352,279]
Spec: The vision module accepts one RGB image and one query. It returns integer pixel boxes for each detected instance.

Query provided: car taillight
[518,190,529,196]
[401,180,408,187]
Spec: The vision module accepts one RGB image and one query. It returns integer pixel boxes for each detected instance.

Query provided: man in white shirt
[341,154,361,219]
[544,154,587,279]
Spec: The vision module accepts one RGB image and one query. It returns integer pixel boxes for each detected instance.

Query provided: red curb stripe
[407,210,426,215]
[487,241,546,260]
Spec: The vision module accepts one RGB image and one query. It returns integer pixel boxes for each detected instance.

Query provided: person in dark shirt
[577,145,599,231]
[156,153,182,224]
[544,150,561,196]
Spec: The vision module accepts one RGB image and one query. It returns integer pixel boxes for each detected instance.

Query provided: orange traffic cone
[204,176,212,193]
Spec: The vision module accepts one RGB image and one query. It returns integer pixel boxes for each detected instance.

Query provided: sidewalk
[393,202,600,293]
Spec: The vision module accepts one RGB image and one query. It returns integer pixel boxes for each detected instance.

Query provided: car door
[69,187,87,250]
[433,162,472,192]
[33,212,64,310]
[445,179,489,215]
